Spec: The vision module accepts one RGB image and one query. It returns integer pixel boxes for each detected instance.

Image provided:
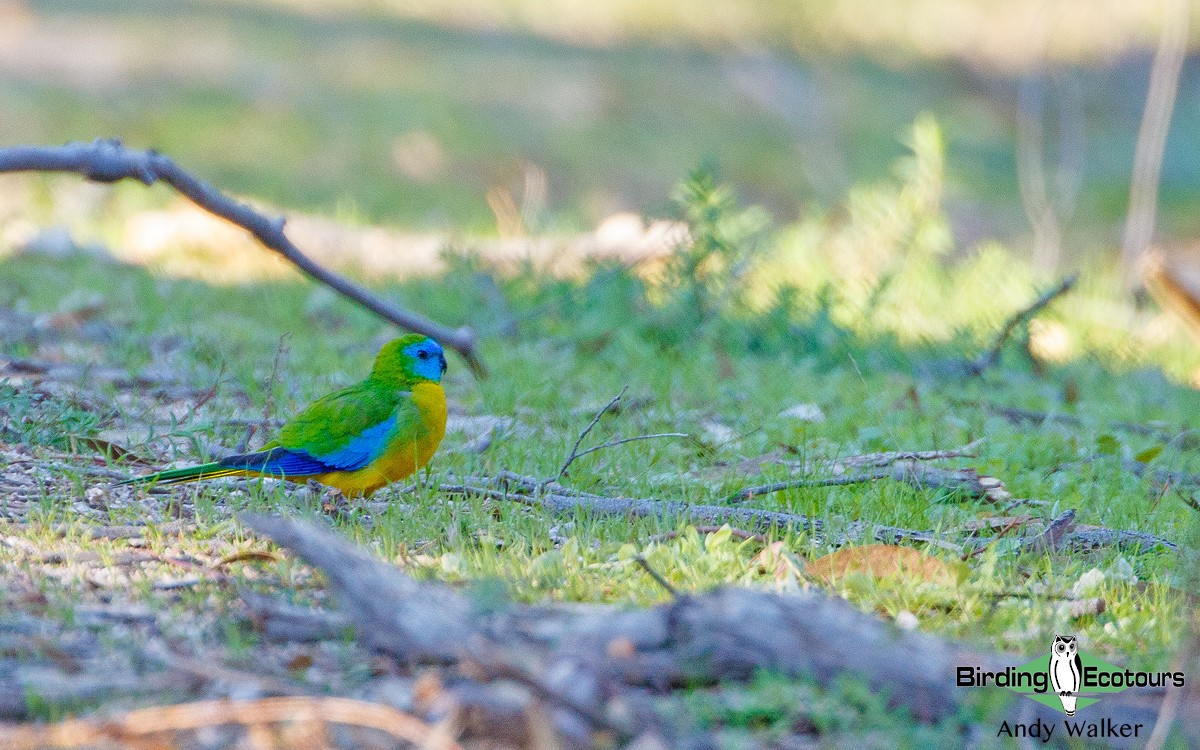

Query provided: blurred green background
[2,0,1197,261]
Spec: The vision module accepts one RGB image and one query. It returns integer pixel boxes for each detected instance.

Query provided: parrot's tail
[118,462,246,486]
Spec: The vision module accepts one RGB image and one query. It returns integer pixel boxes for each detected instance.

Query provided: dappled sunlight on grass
[3,4,1200,739]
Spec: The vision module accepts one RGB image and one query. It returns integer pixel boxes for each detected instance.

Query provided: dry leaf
[47,299,106,329]
[807,544,956,586]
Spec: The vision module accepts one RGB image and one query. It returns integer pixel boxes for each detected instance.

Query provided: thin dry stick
[963,516,1027,561]
[972,401,1200,457]
[569,432,689,462]
[262,332,291,426]
[967,274,1077,376]
[726,446,998,504]
[442,474,1174,553]
[552,385,627,482]
[440,480,945,548]
[0,696,462,750]
[0,139,484,375]
[1178,492,1200,513]
[183,362,226,424]
[829,441,983,470]
[634,555,678,597]
[727,471,890,503]
[1121,0,1190,285]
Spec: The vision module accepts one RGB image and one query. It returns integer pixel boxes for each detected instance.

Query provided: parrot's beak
[439,353,448,375]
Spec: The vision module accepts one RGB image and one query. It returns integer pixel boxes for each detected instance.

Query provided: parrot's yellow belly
[314,381,447,496]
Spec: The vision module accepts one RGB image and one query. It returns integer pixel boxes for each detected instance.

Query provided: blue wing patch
[219,414,398,477]
[312,414,398,470]
[218,447,334,477]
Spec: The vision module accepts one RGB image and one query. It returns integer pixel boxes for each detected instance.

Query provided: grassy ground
[1,148,1198,745]
[2,2,1200,744]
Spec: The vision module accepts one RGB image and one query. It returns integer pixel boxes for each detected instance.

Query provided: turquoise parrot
[123,334,447,496]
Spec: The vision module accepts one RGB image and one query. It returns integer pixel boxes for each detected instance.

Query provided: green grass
[2,70,1199,743]
[3,178,1197,622]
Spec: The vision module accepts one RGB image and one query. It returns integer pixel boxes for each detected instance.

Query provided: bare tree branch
[0,139,485,376]
[240,515,1200,746]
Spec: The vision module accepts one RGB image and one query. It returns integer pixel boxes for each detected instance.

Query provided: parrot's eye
[417,350,430,360]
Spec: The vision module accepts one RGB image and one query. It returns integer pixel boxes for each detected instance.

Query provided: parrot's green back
[271,381,404,455]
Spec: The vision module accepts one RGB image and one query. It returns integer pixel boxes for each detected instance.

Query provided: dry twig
[553,386,627,482]
[262,333,291,426]
[0,140,484,375]
[633,555,678,597]
[826,440,983,470]
[568,433,689,464]
[972,401,1087,428]
[967,275,1077,376]
[727,461,1009,505]
[966,400,1200,449]
[443,472,1174,555]
[445,474,975,551]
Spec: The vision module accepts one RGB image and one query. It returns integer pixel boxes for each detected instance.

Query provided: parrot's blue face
[403,337,447,382]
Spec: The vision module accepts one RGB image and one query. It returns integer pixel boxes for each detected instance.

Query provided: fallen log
[242,515,1200,749]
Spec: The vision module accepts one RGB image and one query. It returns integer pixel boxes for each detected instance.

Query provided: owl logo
[1049,634,1082,715]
